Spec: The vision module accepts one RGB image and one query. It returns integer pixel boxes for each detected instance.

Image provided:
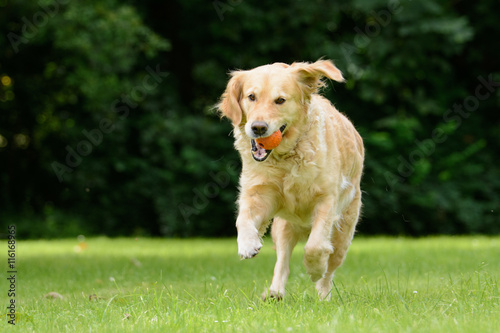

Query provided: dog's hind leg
[262,217,299,301]
[315,188,361,300]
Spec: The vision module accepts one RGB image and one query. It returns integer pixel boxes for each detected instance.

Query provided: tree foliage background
[1,0,499,238]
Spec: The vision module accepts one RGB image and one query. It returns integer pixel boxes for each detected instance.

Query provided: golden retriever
[217,60,364,300]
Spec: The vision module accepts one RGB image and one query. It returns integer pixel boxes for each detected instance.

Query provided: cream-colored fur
[217,60,364,300]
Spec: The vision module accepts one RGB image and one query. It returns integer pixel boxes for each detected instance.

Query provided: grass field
[2,236,499,332]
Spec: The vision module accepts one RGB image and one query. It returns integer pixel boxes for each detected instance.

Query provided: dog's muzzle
[251,124,287,162]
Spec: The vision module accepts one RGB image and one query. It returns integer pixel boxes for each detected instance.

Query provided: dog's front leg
[236,186,275,259]
[262,217,299,300]
[304,196,337,282]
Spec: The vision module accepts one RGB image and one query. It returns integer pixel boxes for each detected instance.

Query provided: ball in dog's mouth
[251,124,287,162]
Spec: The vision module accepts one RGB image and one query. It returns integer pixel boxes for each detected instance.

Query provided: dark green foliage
[1,0,499,237]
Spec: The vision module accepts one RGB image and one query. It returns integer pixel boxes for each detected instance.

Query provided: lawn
[2,236,499,332]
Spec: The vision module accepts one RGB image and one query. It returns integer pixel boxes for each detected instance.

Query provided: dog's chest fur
[277,163,323,226]
[272,106,334,227]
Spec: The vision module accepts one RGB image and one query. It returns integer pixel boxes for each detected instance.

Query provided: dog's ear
[217,71,244,126]
[291,60,344,97]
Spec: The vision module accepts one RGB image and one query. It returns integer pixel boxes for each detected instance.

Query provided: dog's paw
[315,278,333,301]
[262,289,284,302]
[306,261,328,282]
[237,235,262,259]
[308,270,326,283]
[304,245,331,282]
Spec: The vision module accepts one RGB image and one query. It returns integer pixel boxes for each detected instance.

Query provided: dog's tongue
[251,140,267,160]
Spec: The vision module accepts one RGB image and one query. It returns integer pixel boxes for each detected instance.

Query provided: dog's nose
[251,121,268,136]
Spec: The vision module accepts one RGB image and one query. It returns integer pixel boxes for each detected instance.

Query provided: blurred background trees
[1,0,499,238]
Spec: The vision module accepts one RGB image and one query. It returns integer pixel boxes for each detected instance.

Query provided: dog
[217,60,364,300]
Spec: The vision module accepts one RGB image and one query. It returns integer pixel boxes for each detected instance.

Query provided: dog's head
[217,60,344,162]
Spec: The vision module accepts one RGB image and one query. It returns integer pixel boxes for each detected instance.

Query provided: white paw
[316,278,333,300]
[262,289,284,301]
[237,234,262,259]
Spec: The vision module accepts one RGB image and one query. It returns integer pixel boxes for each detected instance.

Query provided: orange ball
[255,129,282,150]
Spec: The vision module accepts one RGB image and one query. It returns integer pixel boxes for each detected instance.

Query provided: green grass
[2,236,500,332]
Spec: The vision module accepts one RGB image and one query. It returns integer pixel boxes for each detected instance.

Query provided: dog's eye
[248,94,256,101]
[275,97,286,105]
